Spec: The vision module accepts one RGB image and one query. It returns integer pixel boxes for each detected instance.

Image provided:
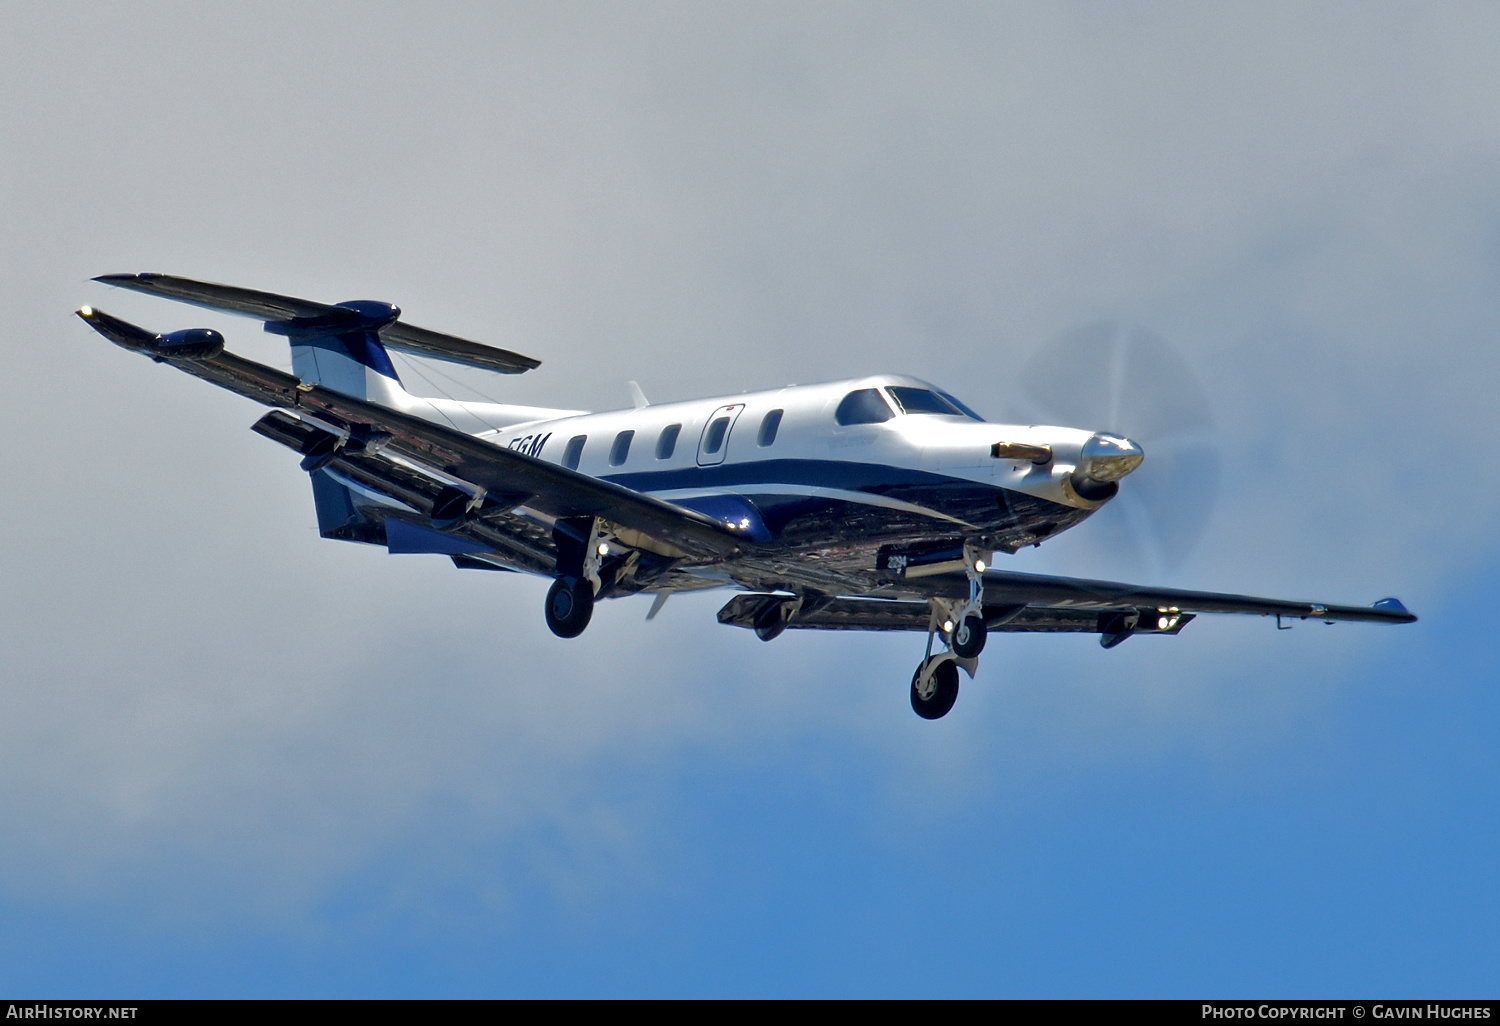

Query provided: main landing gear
[545,575,594,638]
[909,545,990,720]
[545,517,606,639]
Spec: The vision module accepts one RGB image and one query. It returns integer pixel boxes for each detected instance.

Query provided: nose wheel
[911,657,960,719]
[950,614,986,659]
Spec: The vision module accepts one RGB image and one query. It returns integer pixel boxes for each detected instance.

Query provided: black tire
[545,576,594,638]
[951,614,987,658]
[910,658,960,720]
[753,602,787,642]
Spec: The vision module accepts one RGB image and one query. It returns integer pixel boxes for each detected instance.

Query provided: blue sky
[1,2,1496,997]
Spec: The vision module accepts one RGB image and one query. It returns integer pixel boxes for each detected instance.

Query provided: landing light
[597,543,609,556]
[943,619,954,633]
[974,559,986,573]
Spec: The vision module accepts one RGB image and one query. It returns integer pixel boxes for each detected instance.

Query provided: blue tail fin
[269,300,411,407]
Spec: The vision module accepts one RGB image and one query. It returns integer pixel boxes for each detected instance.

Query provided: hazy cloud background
[1,2,1495,995]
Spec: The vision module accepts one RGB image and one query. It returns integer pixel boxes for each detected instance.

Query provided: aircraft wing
[719,567,1415,639]
[78,307,746,561]
[94,272,541,374]
[965,567,1417,625]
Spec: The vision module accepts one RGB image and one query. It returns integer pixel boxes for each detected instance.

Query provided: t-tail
[86,273,578,546]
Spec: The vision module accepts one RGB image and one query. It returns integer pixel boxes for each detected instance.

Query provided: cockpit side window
[835,388,895,426]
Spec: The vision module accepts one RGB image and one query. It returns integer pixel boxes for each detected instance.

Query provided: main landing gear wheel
[910,657,960,720]
[545,575,594,638]
[950,614,987,659]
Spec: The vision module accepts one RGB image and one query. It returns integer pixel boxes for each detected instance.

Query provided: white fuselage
[409,374,1112,539]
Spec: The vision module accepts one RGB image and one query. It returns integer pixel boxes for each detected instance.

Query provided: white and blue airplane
[79,274,1416,719]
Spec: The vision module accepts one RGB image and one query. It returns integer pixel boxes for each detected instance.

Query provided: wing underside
[719,564,1414,641]
[717,594,1197,635]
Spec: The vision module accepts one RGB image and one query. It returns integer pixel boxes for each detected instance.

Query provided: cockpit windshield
[885,386,985,421]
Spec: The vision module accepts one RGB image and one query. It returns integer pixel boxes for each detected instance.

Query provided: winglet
[1372,597,1417,623]
[77,306,155,349]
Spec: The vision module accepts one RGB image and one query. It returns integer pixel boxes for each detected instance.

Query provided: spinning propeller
[1013,322,1221,575]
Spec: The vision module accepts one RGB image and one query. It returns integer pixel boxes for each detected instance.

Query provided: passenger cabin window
[563,434,586,471]
[886,386,967,417]
[834,388,894,426]
[758,409,783,447]
[609,430,634,466]
[702,415,731,455]
[656,423,681,460]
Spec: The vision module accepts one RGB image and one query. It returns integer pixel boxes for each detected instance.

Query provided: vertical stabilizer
[269,302,411,539]
[273,300,411,408]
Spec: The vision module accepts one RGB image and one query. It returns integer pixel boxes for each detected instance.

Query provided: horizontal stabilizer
[94,272,540,374]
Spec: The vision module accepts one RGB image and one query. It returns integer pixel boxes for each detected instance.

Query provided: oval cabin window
[758,409,783,447]
[703,416,730,455]
[609,430,634,467]
[656,423,681,460]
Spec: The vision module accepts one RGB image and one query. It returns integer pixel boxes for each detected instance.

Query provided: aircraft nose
[1077,432,1144,483]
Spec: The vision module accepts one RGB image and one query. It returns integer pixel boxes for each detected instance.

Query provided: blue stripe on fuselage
[599,458,1085,547]
[603,457,963,495]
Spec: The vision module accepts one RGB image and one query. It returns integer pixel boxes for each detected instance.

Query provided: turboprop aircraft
[78,274,1416,719]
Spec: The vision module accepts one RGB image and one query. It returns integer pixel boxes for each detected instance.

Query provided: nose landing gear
[950,614,987,659]
[911,656,960,719]
[908,544,990,719]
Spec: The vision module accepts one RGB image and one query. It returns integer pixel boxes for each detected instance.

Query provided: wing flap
[716,594,1195,635]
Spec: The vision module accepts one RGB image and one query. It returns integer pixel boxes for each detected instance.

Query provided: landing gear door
[696,403,745,467]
